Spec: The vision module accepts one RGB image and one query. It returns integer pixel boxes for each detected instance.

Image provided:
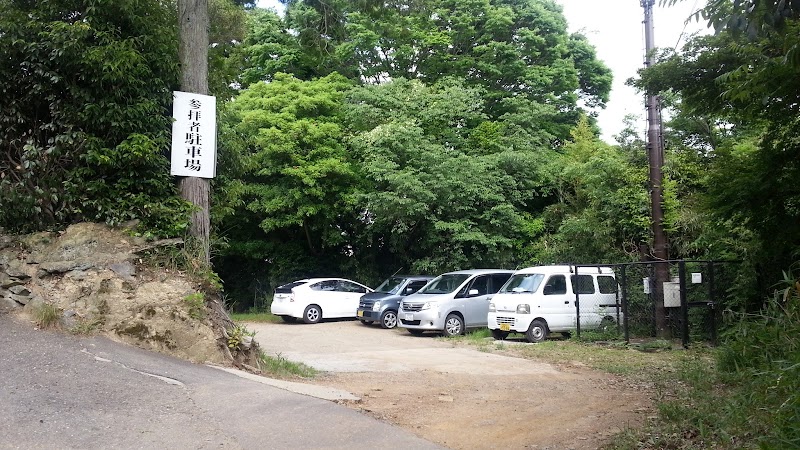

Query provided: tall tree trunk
[178,0,210,265]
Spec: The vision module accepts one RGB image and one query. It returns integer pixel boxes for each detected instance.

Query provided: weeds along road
[0,314,442,449]
[249,319,652,450]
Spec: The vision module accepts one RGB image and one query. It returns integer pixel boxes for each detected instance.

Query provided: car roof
[390,275,435,280]
[294,278,364,284]
[440,269,514,276]
[513,265,615,275]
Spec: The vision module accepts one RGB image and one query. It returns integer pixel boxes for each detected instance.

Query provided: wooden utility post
[178,0,211,265]
[642,0,670,337]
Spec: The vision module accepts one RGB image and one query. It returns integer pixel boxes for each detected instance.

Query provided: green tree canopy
[0,0,190,235]
[345,77,549,274]
[217,72,359,283]
[529,117,650,263]
[246,0,611,139]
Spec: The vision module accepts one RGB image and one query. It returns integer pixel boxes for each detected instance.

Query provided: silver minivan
[397,269,514,336]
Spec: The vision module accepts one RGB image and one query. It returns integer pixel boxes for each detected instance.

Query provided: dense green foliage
[531,118,650,264]
[214,0,616,294]
[635,23,800,308]
[612,1,800,446]
[0,0,191,235]
[716,269,800,446]
[217,73,359,288]
[250,0,612,137]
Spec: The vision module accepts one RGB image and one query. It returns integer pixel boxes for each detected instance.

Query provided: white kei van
[487,265,621,343]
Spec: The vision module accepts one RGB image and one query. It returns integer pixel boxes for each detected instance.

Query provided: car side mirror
[468,288,479,297]
[543,285,554,295]
[404,287,414,295]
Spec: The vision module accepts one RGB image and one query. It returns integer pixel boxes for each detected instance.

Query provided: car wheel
[380,310,398,329]
[359,319,374,325]
[280,315,296,323]
[491,329,509,340]
[408,329,424,336]
[525,319,548,343]
[302,305,322,324]
[443,313,465,337]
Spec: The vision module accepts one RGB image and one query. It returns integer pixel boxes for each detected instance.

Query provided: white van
[487,265,621,343]
[398,269,514,337]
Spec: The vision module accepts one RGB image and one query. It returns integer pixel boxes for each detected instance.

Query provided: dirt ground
[248,320,653,450]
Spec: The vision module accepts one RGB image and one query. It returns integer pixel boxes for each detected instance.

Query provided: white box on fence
[663,281,681,307]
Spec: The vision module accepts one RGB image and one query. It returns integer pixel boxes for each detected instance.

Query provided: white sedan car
[270,278,373,324]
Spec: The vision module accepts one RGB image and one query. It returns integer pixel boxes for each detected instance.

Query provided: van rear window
[597,276,618,294]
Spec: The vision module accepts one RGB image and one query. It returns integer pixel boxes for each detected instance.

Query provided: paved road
[249,319,561,375]
[0,314,442,449]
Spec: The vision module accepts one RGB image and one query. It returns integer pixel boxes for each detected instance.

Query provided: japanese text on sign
[171,91,217,178]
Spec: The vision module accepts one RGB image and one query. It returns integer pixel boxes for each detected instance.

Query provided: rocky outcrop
[0,223,248,365]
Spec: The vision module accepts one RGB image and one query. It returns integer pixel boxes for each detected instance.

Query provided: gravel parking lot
[248,319,652,450]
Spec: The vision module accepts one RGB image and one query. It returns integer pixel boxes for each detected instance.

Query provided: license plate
[405,313,414,321]
[499,323,511,331]
[357,310,364,317]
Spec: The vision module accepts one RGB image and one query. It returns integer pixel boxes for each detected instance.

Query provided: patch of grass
[258,351,318,379]
[69,317,103,335]
[607,354,729,449]
[437,328,494,351]
[230,311,283,323]
[506,338,698,378]
[438,327,491,343]
[31,302,61,329]
[183,292,206,320]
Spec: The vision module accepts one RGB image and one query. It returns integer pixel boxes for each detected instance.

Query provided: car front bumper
[397,309,444,330]
[487,313,532,333]
[356,308,381,321]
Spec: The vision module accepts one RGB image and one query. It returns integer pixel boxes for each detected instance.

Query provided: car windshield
[499,273,545,293]
[417,274,470,294]
[375,277,406,294]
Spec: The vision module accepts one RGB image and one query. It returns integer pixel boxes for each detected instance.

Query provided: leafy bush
[0,1,187,237]
[715,267,800,446]
[183,293,207,320]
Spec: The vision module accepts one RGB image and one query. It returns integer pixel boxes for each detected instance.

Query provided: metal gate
[573,261,737,346]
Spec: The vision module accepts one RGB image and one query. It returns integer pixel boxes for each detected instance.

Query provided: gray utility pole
[178,0,211,266]
[641,0,670,337]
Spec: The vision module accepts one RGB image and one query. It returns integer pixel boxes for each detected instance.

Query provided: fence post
[679,260,689,348]
[574,265,581,338]
[620,264,629,343]
[708,260,717,346]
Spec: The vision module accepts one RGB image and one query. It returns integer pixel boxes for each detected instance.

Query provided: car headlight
[488,302,496,312]
[421,302,434,310]
[372,301,381,311]
[516,304,530,314]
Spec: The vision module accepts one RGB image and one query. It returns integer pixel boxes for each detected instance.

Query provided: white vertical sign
[171,91,217,178]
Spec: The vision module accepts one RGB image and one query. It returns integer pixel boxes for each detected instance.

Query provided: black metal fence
[573,261,737,346]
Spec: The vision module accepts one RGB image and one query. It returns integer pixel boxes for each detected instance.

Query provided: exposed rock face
[0,223,232,364]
